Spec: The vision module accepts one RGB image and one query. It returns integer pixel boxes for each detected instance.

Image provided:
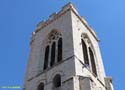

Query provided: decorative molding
[34,3,99,42]
[27,55,75,82]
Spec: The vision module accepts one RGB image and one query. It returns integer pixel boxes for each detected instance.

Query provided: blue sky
[0,0,124,90]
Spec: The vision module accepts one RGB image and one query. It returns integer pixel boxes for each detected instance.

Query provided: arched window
[43,45,49,70]
[53,74,61,88]
[37,82,44,90]
[43,30,62,69]
[50,42,56,67]
[89,47,97,76]
[81,39,89,66]
[57,38,62,62]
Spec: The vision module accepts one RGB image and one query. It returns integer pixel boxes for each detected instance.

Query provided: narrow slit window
[37,83,44,90]
[50,42,56,67]
[81,39,89,66]
[89,47,97,76]
[53,74,61,88]
[43,45,49,70]
[57,38,62,62]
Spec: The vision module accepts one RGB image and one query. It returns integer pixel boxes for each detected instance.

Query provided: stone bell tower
[23,2,113,90]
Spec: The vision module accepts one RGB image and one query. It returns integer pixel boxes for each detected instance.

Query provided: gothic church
[23,3,113,90]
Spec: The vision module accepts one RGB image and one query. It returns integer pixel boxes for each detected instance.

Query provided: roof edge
[34,2,100,42]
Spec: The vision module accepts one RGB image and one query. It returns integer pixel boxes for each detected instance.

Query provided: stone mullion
[48,44,52,68]
[85,39,91,71]
[55,41,58,64]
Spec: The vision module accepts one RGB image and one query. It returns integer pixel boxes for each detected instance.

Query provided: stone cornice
[35,3,73,33]
[70,7,100,42]
[34,3,99,42]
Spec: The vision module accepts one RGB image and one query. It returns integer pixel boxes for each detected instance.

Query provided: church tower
[23,3,113,90]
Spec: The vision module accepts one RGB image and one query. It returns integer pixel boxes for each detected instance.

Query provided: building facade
[23,3,113,90]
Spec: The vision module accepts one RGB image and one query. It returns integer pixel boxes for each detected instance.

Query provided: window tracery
[81,33,98,77]
[43,30,62,70]
[47,30,62,44]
